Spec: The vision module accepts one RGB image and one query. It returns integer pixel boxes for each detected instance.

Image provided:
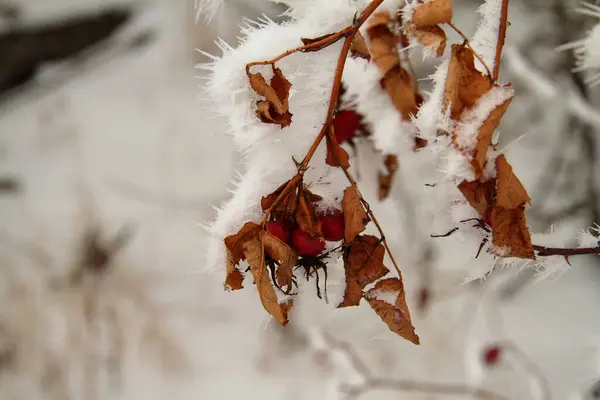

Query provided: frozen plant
[198,0,600,346]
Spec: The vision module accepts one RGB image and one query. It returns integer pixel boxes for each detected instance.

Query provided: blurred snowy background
[0,0,599,399]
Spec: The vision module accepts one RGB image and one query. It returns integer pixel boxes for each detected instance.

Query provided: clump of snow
[413,59,450,139]
[453,85,514,151]
[342,57,416,155]
[470,0,503,75]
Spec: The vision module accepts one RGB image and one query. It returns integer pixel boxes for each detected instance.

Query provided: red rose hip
[319,213,345,242]
[266,221,291,244]
[291,229,326,256]
[334,110,360,143]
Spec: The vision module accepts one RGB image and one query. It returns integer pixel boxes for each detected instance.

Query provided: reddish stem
[533,244,600,257]
[493,0,510,81]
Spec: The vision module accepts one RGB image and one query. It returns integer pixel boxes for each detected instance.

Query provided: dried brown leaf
[383,67,418,119]
[339,235,389,308]
[458,179,495,220]
[249,67,293,128]
[338,278,363,307]
[224,222,261,266]
[223,222,261,290]
[342,186,368,243]
[295,187,323,237]
[411,0,452,28]
[495,155,530,209]
[365,278,419,344]
[412,24,447,57]
[261,178,299,215]
[326,130,351,169]
[444,44,493,119]
[471,92,512,178]
[490,206,534,259]
[378,154,398,200]
[367,12,400,75]
[243,236,293,325]
[350,31,371,60]
[263,231,298,290]
[225,260,244,291]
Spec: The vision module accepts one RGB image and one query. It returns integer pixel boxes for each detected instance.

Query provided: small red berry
[483,345,501,366]
[291,229,326,256]
[319,213,345,242]
[334,110,360,143]
[267,221,291,244]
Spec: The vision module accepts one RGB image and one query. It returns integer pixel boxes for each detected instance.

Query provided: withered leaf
[249,67,293,128]
[338,277,363,308]
[243,236,293,325]
[444,44,493,119]
[263,230,298,290]
[350,31,371,60]
[224,222,261,290]
[224,222,261,266]
[326,128,350,169]
[339,235,389,308]
[367,12,400,76]
[458,179,495,221]
[378,154,399,200]
[261,178,299,215]
[495,155,530,209]
[364,278,419,345]
[295,186,323,237]
[411,0,452,28]
[342,186,368,243]
[470,91,513,178]
[382,67,418,119]
[225,263,244,291]
[409,24,447,57]
[490,206,534,259]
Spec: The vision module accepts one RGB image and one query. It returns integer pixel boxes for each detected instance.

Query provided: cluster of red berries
[266,210,345,257]
[334,110,361,143]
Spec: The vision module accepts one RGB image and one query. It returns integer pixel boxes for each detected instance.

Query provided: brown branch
[533,244,600,257]
[344,378,513,400]
[493,0,510,81]
[313,331,513,400]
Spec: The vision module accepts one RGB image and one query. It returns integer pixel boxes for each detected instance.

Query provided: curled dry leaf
[367,12,400,75]
[263,230,298,291]
[261,177,300,215]
[224,222,261,290]
[495,154,530,209]
[411,0,452,28]
[243,235,293,325]
[326,126,351,169]
[378,154,399,200]
[457,156,534,259]
[248,66,293,128]
[490,206,534,259]
[458,179,495,221]
[350,31,371,60]
[339,235,389,307]
[342,186,368,243]
[491,155,533,258]
[366,12,419,120]
[403,0,451,57]
[444,44,493,120]
[364,278,419,344]
[295,186,323,237]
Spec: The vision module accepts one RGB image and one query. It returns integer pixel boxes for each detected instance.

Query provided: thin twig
[533,244,600,257]
[447,22,493,79]
[344,378,513,400]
